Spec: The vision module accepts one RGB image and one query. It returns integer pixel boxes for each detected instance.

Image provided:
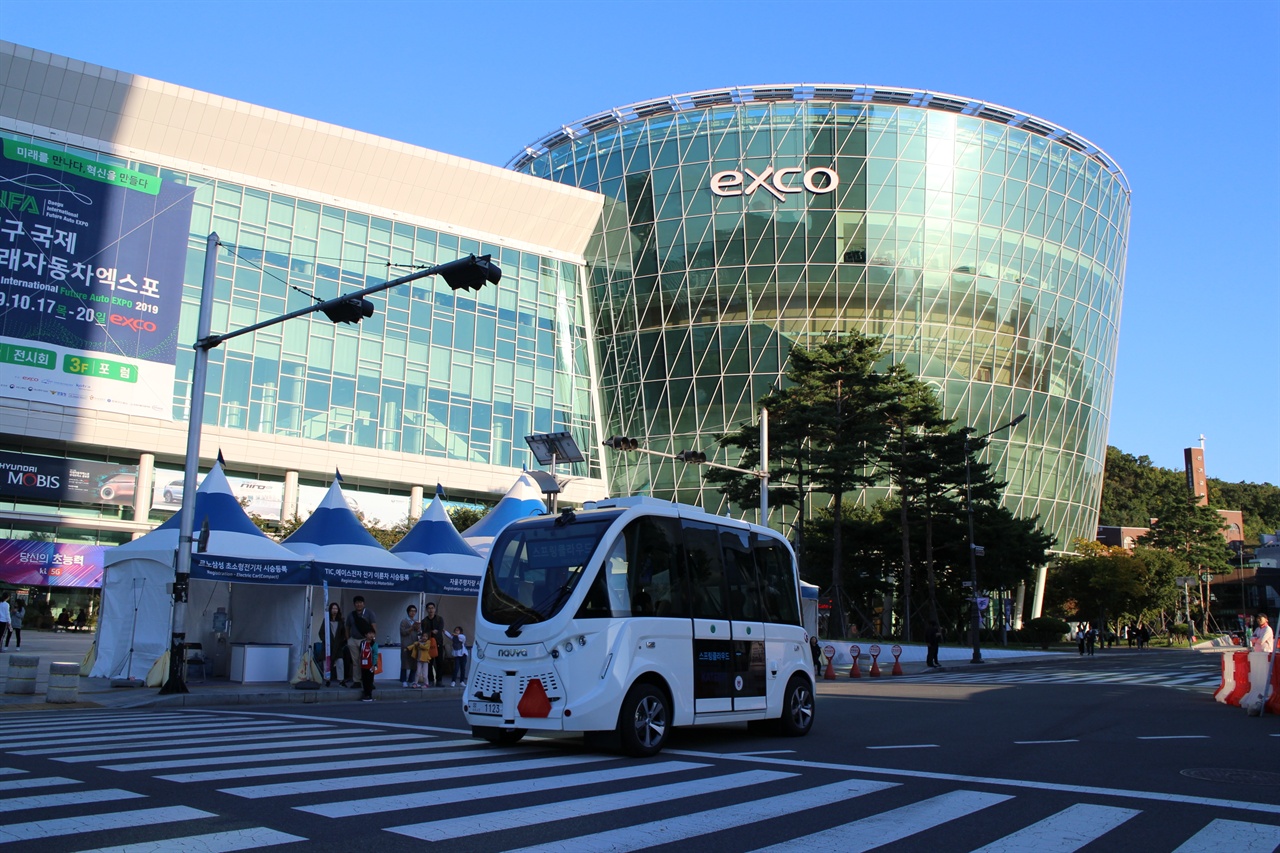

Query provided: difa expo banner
[0,138,195,420]
[0,539,103,587]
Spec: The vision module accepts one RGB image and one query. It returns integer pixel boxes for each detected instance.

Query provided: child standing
[407,631,435,687]
[450,626,469,687]
[358,630,379,702]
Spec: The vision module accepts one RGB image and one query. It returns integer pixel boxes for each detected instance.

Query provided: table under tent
[391,493,487,644]
[282,478,425,684]
[91,462,312,683]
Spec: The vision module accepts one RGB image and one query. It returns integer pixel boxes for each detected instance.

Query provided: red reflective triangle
[517,677,551,718]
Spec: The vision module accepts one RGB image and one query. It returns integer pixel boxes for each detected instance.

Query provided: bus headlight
[475,643,484,660]
[563,641,574,653]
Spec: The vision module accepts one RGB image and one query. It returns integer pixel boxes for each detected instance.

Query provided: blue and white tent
[392,495,487,642]
[93,462,311,681]
[285,478,423,677]
[461,472,547,558]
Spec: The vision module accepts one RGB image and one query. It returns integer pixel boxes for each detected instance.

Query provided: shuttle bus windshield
[480,511,623,628]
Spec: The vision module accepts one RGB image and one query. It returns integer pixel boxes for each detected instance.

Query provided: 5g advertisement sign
[0,138,196,420]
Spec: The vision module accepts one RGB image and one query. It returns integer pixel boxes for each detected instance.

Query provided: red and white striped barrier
[1266,653,1280,716]
[1214,651,1251,706]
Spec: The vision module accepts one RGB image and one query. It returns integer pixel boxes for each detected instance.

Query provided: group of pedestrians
[315,597,469,702]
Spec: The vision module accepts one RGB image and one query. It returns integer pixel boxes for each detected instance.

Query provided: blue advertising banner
[0,539,104,587]
[0,138,195,419]
[315,562,423,592]
[191,554,313,586]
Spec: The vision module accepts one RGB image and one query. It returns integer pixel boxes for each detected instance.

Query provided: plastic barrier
[823,645,836,680]
[869,644,882,678]
[849,644,862,678]
[1266,654,1280,716]
[890,644,903,676]
[1214,651,1251,706]
[1240,652,1273,714]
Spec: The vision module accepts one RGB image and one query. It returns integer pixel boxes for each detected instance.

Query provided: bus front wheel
[618,682,668,757]
[473,725,526,745]
[779,675,815,737]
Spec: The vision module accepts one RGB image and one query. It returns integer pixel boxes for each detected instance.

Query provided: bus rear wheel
[779,675,815,737]
[473,725,526,745]
[618,682,668,757]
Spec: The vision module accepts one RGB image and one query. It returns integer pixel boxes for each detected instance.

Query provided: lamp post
[964,412,1027,665]
[160,234,500,694]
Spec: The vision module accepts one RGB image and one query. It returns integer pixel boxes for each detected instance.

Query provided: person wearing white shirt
[1251,614,1274,654]
[0,592,10,651]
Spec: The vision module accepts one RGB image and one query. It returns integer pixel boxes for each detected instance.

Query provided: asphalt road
[1,649,1277,852]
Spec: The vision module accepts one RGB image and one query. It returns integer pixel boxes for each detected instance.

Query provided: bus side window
[756,538,800,625]
[683,521,726,620]
[630,516,687,618]
[721,527,762,622]
[576,532,631,618]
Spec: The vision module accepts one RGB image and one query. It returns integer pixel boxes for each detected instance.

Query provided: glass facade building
[512,86,1130,550]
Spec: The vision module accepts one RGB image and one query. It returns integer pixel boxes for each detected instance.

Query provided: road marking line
[102,737,434,772]
[387,769,796,841]
[17,724,341,755]
[223,752,618,799]
[664,749,1280,815]
[297,760,707,818]
[213,709,472,736]
[969,803,1139,852]
[0,805,214,842]
[71,827,308,853]
[0,715,231,735]
[1136,735,1210,740]
[867,744,939,750]
[504,778,901,853]
[157,740,500,783]
[1014,739,1079,745]
[751,790,1012,852]
[0,776,81,792]
[0,788,145,811]
[0,768,23,777]
[732,750,797,756]
[1171,818,1280,852]
[58,730,411,763]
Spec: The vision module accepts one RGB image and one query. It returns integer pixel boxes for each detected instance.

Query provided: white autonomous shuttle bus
[464,496,815,756]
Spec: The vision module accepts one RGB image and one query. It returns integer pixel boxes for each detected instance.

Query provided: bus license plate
[469,701,502,716]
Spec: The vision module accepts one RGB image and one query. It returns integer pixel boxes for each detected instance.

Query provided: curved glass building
[511,85,1131,550]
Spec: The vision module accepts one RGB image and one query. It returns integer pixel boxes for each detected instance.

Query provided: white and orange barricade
[1214,650,1251,706]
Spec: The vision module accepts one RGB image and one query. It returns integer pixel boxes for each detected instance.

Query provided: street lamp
[964,412,1027,665]
[160,234,500,694]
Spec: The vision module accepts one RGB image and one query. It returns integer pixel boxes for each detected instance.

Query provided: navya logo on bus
[710,165,839,200]
[497,647,530,658]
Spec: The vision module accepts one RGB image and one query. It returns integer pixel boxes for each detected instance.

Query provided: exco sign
[710,165,838,200]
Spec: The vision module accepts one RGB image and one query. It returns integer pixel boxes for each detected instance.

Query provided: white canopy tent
[392,494,487,642]
[91,463,311,681]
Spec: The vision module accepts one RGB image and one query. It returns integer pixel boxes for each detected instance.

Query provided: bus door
[721,527,767,711]
[684,520,734,713]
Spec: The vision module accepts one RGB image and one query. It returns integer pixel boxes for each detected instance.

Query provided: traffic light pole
[160,237,499,694]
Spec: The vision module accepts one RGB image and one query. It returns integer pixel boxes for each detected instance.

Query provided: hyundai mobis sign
[710,165,838,200]
[0,448,137,505]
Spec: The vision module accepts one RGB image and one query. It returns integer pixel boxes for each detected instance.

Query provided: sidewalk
[0,630,464,712]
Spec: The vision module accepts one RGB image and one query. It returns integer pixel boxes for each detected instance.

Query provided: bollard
[46,662,80,704]
[823,645,836,680]
[869,644,882,678]
[891,644,903,676]
[4,655,39,695]
[849,644,862,678]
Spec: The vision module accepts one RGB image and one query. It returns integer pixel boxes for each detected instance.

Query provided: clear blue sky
[6,0,1277,487]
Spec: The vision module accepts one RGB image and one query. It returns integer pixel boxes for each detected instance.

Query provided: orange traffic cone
[849,655,861,678]
[823,655,836,680]
[869,655,881,677]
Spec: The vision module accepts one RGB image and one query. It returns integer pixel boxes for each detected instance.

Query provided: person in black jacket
[420,602,445,686]
[925,621,943,668]
[318,602,351,686]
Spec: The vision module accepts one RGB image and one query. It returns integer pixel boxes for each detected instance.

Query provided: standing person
[1085,626,1096,656]
[399,604,420,687]
[809,635,822,680]
[1252,614,1274,654]
[318,602,351,686]
[0,592,10,651]
[7,597,23,650]
[407,632,434,687]
[358,629,379,702]
[345,597,378,688]
[1077,623,1087,656]
[925,621,943,668]
[420,602,445,686]
[449,626,469,687]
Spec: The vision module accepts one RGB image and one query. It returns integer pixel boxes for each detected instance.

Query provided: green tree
[1099,447,1184,527]
[447,506,487,533]
[1139,495,1232,634]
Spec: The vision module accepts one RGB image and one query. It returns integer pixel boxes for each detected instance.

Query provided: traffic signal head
[321,296,375,325]
[676,449,707,464]
[441,254,503,292]
[602,435,639,451]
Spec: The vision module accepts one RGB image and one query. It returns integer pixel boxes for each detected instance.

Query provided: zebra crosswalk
[0,708,1276,852]
[915,665,1221,691]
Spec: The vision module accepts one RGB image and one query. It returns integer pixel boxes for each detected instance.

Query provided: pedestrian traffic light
[602,435,639,451]
[321,296,375,325]
[676,449,707,464]
[439,254,503,292]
